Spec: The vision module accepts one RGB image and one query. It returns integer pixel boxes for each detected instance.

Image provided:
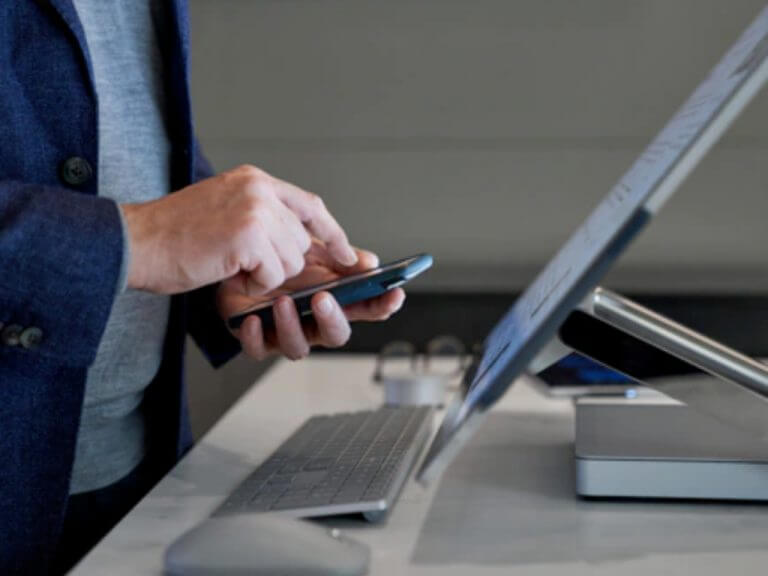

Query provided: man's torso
[69,0,172,494]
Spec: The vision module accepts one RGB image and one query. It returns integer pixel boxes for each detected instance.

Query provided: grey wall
[188,0,768,293]
[184,0,768,436]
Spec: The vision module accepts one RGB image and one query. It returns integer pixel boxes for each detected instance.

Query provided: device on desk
[165,514,369,576]
[416,7,768,483]
[560,303,768,500]
[228,253,433,330]
[201,6,768,544]
[215,405,433,522]
[536,353,638,397]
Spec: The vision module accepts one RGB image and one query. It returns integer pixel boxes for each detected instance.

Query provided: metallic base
[575,398,768,501]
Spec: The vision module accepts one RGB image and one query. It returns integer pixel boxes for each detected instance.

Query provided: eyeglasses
[373,335,472,391]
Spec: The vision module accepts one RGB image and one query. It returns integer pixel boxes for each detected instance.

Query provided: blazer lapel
[41,0,95,85]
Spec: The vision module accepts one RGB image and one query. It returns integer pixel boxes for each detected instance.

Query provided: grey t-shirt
[70,0,172,494]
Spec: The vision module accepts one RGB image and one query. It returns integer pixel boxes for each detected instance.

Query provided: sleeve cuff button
[1,325,23,347]
[20,327,43,350]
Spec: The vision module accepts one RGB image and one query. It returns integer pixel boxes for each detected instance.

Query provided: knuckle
[285,262,300,279]
[234,164,265,181]
[265,273,284,292]
[254,267,280,293]
[236,195,267,233]
[223,251,243,277]
[244,186,268,210]
[227,165,261,190]
[238,168,273,203]
[241,208,264,234]
[289,254,305,276]
[306,192,326,212]
[296,230,312,254]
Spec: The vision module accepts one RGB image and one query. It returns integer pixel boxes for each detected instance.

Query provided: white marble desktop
[72,355,768,575]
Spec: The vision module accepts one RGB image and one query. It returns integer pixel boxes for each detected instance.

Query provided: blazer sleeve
[184,139,243,367]
[0,181,124,366]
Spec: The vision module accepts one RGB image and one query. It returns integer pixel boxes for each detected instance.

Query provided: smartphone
[227,253,433,331]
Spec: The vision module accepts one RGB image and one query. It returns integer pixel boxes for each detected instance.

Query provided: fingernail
[317,295,333,317]
[342,246,358,266]
[277,297,293,315]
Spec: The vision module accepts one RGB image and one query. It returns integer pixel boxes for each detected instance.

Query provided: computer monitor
[418,5,768,483]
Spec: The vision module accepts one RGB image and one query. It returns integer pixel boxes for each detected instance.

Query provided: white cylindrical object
[381,375,446,406]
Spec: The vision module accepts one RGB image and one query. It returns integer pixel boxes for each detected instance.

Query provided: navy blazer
[0,1,241,572]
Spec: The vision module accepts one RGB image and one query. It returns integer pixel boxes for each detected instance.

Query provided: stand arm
[530,287,768,441]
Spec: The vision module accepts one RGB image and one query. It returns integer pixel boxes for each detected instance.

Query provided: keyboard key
[300,494,334,507]
[291,471,327,488]
[266,474,293,486]
[271,499,307,511]
[304,457,336,471]
[280,459,308,474]
[332,489,366,504]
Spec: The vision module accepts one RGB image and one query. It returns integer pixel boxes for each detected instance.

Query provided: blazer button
[1,324,23,347]
[60,156,93,186]
[20,327,43,350]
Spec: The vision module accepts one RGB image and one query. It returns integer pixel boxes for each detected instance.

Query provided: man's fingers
[217,280,259,319]
[273,296,311,360]
[353,249,379,272]
[280,243,377,292]
[344,288,406,322]
[312,292,351,348]
[245,235,284,296]
[239,315,269,361]
[276,202,312,255]
[270,235,305,281]
[280,265,338,291]
[272,179,357,267]
[306,241,379,274]
[258,207,306,281]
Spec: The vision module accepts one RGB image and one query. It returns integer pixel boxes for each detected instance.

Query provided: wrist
[121,203,152,291]
[114,204,134,294]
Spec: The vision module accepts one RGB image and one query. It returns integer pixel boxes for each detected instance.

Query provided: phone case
[227,253,433,331]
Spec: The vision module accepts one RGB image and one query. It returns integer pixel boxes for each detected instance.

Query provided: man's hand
[121,165,358,294]
[217,243,406,360]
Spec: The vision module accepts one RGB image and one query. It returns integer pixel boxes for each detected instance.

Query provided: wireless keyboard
[214,405,434,522]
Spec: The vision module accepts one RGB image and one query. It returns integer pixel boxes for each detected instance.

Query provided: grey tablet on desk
[418,6,768,483]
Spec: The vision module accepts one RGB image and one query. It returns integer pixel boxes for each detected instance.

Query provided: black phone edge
[226,253,432,331]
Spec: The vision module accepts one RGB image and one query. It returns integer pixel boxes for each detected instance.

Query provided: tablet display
[418,6,768,482]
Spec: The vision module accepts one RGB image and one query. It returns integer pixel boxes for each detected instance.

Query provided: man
[0,1,404,573]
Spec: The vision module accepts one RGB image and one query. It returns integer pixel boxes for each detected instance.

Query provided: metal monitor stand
[531,287,768,501]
